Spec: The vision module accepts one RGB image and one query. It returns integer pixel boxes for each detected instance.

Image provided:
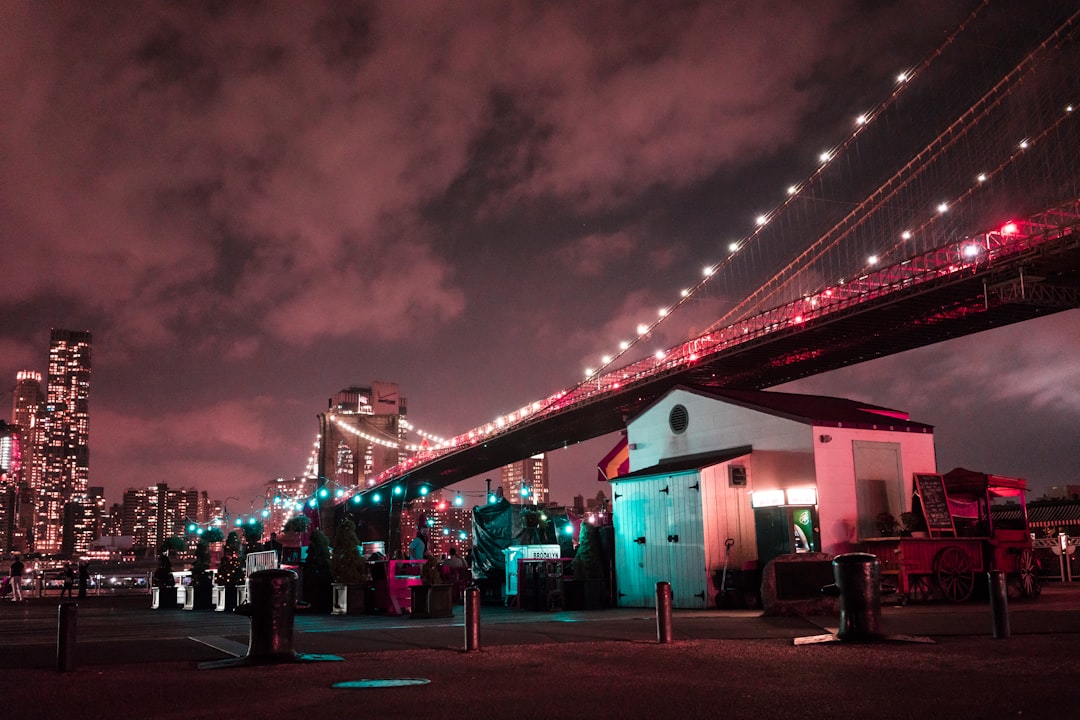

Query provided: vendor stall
[863,468,1039,602]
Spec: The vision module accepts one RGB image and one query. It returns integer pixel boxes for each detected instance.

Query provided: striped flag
[597,435,629,482]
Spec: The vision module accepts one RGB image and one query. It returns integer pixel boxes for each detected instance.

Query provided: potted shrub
[151,552,178,609]
[161,535,186,556]
[330,519,370,615]
[900,511,927,537]
[875,512,900,537]
[214,531,245,611]
[302,528,333,612]
[185,540,215,610]
[241,520,265,554]
[410,556,453,619]
[565,522,607,610]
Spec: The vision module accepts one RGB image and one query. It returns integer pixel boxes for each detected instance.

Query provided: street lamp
[223,496,239,527]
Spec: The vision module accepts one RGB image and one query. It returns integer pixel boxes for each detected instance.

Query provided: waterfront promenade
[2,586,1078,719]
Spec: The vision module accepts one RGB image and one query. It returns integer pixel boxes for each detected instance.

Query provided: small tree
[191,541,212,588]
[152,553,176,587]
[160,536,186,556]
[283,515,311,534]
[303,528,333,611]
[572,522,604,580]
[331,519,369,585]
[215,531,245,586]
[242,520,265,549]
[202,527,225,543]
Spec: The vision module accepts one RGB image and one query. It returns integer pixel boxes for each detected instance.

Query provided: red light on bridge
[1000,222,1019,235]
[793,315,803,324]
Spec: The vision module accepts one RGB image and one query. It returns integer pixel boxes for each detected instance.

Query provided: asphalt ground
[2,585,1079,719]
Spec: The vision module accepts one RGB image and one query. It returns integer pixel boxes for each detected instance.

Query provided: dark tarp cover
[471,499,573,578]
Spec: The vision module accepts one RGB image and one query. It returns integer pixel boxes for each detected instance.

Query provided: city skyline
[1,2,1078,511]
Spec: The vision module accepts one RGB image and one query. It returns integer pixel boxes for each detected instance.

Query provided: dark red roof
[618,445,752,480]
[660,385,934,433]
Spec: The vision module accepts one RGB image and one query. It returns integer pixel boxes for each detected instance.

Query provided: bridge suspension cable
[341,2,1080,496]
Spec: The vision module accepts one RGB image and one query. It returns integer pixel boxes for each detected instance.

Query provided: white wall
[628,387,814,470]
[812,426,937,555]
[700,459,757,602]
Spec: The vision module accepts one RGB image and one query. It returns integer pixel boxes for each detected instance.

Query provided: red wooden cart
[862,468,1040,603]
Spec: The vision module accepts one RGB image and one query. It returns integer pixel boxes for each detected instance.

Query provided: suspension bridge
[319,2,1080,517]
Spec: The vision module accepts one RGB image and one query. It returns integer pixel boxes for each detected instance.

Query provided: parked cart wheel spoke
[908,575,934,603]
[934,546,974,602]
[1018,549,1041,599]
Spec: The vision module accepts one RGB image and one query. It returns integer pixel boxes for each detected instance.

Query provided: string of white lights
[399,419,448,446]
[576,0,992,383]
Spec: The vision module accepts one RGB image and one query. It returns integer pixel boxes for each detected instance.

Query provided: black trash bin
[832,552,881,641]
[244,569,298,662]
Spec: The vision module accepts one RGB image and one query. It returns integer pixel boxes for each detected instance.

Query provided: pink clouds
[93,397,301,489]
[558,231,638,278]
[0,1,961,352]
[8,0,1071,509]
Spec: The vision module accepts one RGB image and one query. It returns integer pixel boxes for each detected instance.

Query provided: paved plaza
[2,585,1079,719]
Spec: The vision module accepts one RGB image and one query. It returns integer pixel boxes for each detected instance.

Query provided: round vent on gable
[669,404,689,434]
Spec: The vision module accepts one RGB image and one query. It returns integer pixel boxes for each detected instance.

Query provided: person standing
[8,556,24,602]
[408,530,427,560]
[60,562,75,599]
[447,546,467,570]
[78,561,90,599]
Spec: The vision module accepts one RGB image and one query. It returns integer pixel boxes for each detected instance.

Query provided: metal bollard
[656,581,673,644]
[464,585,481,652]
[57,602,78,672]
[987,570,1010,639]
[241,569,298,662]
[832,553,881,641]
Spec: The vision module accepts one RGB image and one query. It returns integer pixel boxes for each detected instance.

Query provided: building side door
[612,479,655,607]
[665,473,708,608]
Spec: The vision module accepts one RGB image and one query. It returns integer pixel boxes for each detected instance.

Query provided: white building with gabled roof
[611,385,936,608]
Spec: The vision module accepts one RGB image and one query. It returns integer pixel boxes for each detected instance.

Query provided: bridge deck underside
[359,235,1080,500]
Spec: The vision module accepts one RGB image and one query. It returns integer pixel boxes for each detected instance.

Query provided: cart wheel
[1018,549,1041,599]
[934,546,974,602]
[908,575,934,603]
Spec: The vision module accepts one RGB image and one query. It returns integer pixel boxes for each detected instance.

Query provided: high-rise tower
[501,453,550,505]
[11,370,44,489]
[36,329,92,553]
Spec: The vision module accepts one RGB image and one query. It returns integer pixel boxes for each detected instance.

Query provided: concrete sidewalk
[4,632,1079,719]
[2,586,1078,719]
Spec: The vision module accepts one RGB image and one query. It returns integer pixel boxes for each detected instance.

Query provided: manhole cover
[333,679,431,689]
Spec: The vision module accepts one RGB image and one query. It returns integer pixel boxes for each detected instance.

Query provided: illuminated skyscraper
[0,421,22,553]
[36,329,92,553]
[120,483,201,555]
[501,453,550,505]
[11,370,44,488]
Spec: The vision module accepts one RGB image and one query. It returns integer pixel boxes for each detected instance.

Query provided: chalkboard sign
[914,473,956,536]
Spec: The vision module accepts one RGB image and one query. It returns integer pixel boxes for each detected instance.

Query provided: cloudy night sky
[1,1,1078,510]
